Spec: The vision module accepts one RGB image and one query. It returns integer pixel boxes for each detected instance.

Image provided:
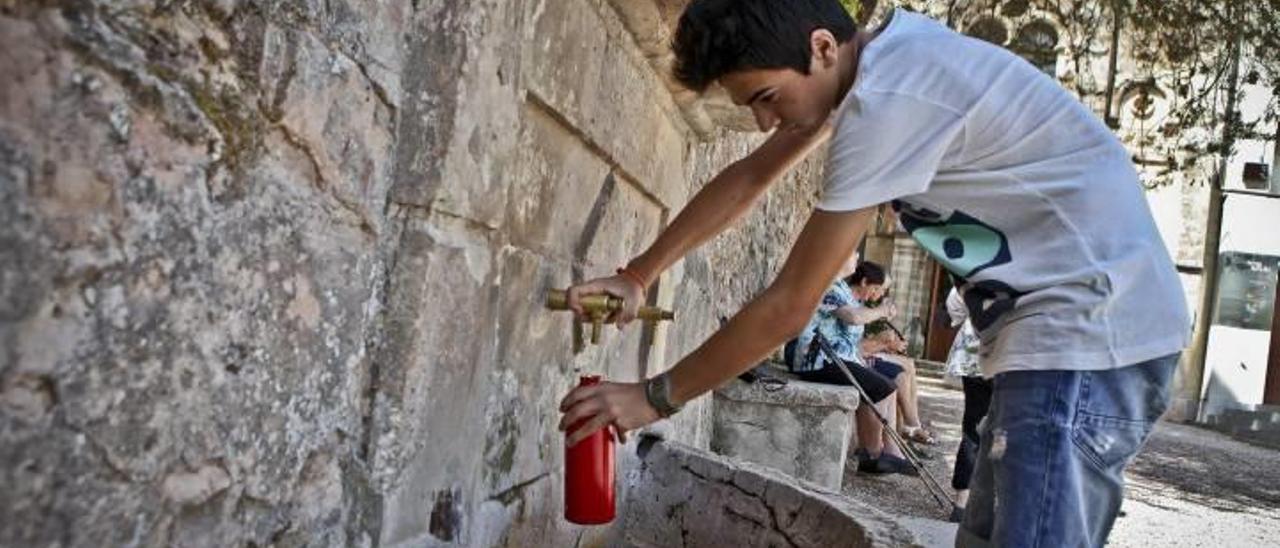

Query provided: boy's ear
[809,29,839,69]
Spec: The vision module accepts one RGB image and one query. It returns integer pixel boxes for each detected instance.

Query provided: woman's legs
[895,357,922,428]
[872,355,931,439]
[876,393,903,458]
[855,404,884,455]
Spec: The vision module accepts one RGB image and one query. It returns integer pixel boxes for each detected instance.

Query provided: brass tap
[545,289,675,354]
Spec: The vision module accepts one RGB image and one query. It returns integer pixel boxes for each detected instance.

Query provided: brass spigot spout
[545,289,675,353]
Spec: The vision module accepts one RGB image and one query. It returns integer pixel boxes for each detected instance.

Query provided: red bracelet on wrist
[616,267,647,292]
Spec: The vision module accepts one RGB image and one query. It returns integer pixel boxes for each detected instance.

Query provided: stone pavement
[840,377,1280,547]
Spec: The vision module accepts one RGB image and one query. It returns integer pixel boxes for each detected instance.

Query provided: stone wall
[0,1,822,546]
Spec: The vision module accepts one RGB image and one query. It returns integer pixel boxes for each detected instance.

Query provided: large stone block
[506,106,614,258]
[2,6,393,546]
[385,1,468,209]
[465,247,585,548]
[371,213,499,546]
[619,437,920,548]
[396,0,524,229]
[711,377,859,491]
[522,0,690,210]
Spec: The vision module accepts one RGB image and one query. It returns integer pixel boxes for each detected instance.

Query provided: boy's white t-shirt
[821,9,1190,376]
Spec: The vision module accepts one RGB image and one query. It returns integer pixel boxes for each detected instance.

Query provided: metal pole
[1184,0,1243,423]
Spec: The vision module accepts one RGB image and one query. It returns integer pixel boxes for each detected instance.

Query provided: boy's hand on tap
[565,273,646,326]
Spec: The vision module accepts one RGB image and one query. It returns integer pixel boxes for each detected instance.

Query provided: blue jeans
[956,353,1179,548]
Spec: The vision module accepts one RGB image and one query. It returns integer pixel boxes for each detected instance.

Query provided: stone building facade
[0,1,825,546]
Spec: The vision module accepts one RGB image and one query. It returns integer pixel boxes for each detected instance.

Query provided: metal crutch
[810,333,957,512]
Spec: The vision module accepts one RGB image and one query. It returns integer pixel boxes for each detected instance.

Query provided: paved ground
[841,377,1280,547]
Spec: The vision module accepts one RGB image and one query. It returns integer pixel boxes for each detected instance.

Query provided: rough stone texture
[1,1,400,545]
[0,0,829,546]
[618,435,921,548]
[712,378,859,491]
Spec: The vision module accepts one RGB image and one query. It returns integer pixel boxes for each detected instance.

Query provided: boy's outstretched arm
[559,207,875,445]
[565,125,831,321]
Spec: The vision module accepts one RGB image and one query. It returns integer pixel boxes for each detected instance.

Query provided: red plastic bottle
[564,375,616,524]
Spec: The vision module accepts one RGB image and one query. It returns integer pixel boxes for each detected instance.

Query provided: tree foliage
[873,0,1279,185]
[1127,0,1280,144]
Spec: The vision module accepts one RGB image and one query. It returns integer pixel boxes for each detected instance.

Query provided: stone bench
[710,367,860,491]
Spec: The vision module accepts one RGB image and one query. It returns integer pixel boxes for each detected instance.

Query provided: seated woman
[788,255,915,475]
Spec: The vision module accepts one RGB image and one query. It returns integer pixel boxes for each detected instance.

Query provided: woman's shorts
[868,356,905,380]
[795,359,898,403]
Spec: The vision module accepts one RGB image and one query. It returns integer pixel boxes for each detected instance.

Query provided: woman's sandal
[900,425,938,445]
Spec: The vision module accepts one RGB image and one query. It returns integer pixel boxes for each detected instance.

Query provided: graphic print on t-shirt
[894,201,1028,332]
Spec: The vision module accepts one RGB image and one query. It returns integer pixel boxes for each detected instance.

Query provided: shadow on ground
[1127,422,1280,515]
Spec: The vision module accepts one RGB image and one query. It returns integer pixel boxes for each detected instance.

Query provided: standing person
[944,287,989,523]
[556,2,1188,546]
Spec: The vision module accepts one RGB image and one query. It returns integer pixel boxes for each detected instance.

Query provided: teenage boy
[556,2,1188,546]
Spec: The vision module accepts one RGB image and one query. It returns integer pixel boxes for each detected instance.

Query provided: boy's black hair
[672,0,857,92]
[846,261,886,287]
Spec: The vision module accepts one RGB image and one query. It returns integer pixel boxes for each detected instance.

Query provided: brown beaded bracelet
[616,267,647,292]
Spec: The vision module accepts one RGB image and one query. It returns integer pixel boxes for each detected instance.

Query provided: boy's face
[719,30,846,133]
